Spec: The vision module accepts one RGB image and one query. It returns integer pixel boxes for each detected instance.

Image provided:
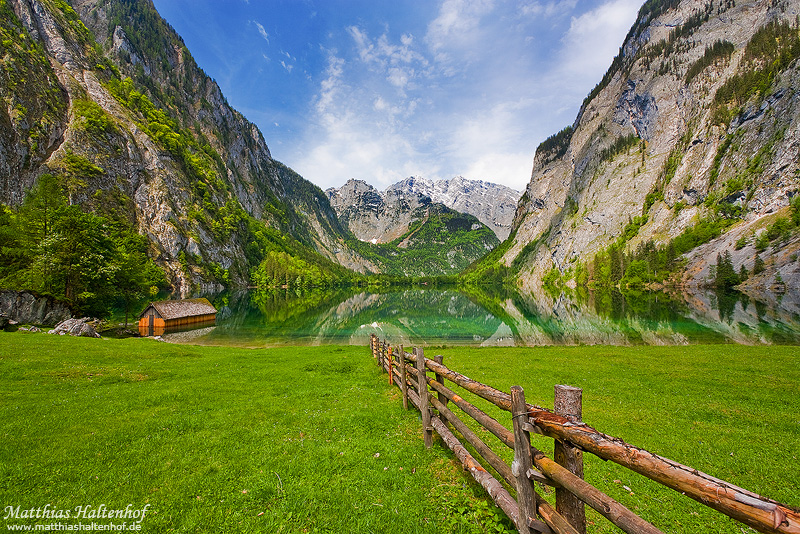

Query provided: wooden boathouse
[138,298,217,334]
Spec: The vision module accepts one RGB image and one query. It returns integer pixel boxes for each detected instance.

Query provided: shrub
[753,254,765,274]
[754,232,770,252]
[791,195,800,226]
[765,217,793,243]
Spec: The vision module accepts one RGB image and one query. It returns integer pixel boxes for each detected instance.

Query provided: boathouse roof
[139,298,217,320]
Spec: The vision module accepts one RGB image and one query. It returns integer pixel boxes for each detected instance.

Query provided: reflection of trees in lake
[466,285,800,346]
[251,287,351,324]
[713,289,738,323]
[326,289,503,344]
[193,288,503,346]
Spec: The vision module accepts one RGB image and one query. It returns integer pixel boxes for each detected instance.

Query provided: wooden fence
[369,334,799,534]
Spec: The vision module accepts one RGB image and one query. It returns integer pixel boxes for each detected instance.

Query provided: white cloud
[289,0,640,191]
[348,26,428,73]
[297,112,429,190]
[518,0,577,18]
[426,0,495,50]
[557,0,640,82]
[387,67,409,88]
[281,61,294,73]
[464,152,532,190]
[315,52,345,115]
[253,21,269,44]
[348,26,379,65]
[441,97,543,189]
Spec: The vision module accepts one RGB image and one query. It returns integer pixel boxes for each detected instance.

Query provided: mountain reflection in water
[160,286,800,347]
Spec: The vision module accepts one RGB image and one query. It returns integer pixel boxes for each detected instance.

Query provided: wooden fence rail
[369,334,800,534]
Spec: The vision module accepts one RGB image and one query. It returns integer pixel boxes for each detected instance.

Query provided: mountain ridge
[327,176,520,242]
[326,178,499,276]
[387,176,521,241]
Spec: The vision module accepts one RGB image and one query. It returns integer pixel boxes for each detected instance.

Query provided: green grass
[1,336,797,533]
[430,345,800,533]
[0,334,512,533]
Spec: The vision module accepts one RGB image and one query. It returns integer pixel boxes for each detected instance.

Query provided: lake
[158,286,800,347]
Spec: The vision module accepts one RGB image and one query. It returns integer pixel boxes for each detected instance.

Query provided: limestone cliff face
[508,0,800,292]
[326,179,433,244]
[2,0,372,293]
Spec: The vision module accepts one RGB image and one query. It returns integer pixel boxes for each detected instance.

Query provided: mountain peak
[385,176,521,240]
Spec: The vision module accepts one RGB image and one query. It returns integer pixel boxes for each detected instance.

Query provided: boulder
[0,291,72,326]
[48,318,101,338]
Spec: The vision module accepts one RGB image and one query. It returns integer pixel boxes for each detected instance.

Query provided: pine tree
[753,254,765,275]
[714,251,739,288]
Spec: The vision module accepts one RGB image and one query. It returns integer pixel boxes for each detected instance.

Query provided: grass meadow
[434,344,800,533]
[0,333,797,533]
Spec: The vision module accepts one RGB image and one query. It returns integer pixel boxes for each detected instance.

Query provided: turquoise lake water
[158,287,800,347]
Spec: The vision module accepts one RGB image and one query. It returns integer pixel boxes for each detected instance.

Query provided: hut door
[148,313,154,337]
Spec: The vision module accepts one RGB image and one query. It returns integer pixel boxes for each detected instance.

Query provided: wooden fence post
[398,344,408,410]
[511,386,537,534]
[386,345,394,386]
[371,334,376,359]
[554,385,586,534]
[415,347,433,448]
[433,355,448,410]
[379,340,386,373]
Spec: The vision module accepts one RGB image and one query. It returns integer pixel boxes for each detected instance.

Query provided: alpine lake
[154,285,800,347]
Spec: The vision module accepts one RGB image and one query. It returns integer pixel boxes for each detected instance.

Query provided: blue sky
[150,0,641,191]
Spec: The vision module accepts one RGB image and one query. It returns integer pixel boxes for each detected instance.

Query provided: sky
[150,0,642,192]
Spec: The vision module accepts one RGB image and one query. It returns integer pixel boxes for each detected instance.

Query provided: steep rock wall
[508,0,800,292]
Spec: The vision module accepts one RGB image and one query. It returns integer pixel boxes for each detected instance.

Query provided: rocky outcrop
[507,0,800,292]
[0,290,72,325]
[388,176,521,240]
[326,179,432,243]
[49,317,100,337]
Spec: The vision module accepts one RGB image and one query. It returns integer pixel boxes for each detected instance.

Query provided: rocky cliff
[1,0,373,294]
[505,0,800,293]
[326,179,432,244]
[0,289,72,325]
